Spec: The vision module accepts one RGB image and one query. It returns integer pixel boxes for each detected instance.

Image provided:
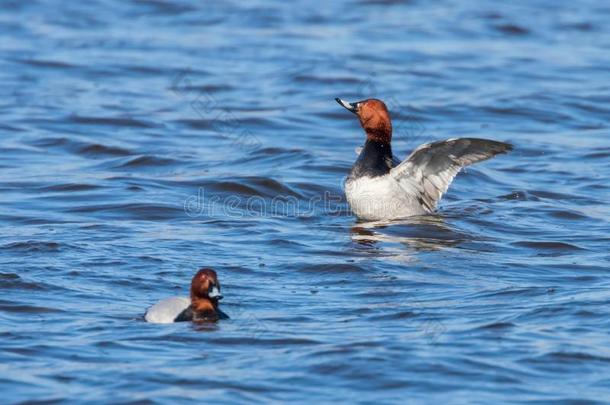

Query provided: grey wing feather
[390,138,512,212]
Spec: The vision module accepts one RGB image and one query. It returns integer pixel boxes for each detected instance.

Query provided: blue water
[1,0,610,403]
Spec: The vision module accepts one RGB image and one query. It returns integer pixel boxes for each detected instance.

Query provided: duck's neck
[191,297,218,313]
[350,139,394,178]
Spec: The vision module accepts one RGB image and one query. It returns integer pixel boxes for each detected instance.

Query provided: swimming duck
[335,98,512,220]
[145,268,229,323]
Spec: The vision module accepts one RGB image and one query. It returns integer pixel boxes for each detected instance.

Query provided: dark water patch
[172,118,216,130]
[477,321,515,331]
[240,147,313,166]
[14,58,77,70]
[375,310,418,321]
[559,21,595,32]
[493,23,530,36]
[0,273,46,291]
[511,241,586,252]
[200,177,304,199]
[39,183,103,193]
[565,99,610,116]
[0,214,74,226]
[298,264,366,274]
[583,148,610,159]
[546,209,589,221]
[497,191,536,201]
[0,123,25,132]
[358,0,413,5]
[0,301,63,314]
[470,286,549,299]
[132,0,198,16]
[0,241,62,253]
[301,163,353,175]
[115,64,168,76]
[174,83,234,94]
[137,255,165,263]
[77,143,132,157]
[205,336,320,346]
[482,106,571,123]
[112,155,178,168]
[268,238,308,248]
[28,137,69,148]
[291,181,344,197]
[528,190,592,203]
[293,74,361,86]
[67,115,158,129]
[573,309,601,318]
[66,203,183,220]
[530,351,610,365]
[514,305,584,322]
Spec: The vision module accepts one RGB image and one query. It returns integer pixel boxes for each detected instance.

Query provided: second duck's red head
[190,268,223,306]
[336,98,392,144]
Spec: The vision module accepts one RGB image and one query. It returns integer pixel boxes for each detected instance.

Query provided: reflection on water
[351,215,469,253]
